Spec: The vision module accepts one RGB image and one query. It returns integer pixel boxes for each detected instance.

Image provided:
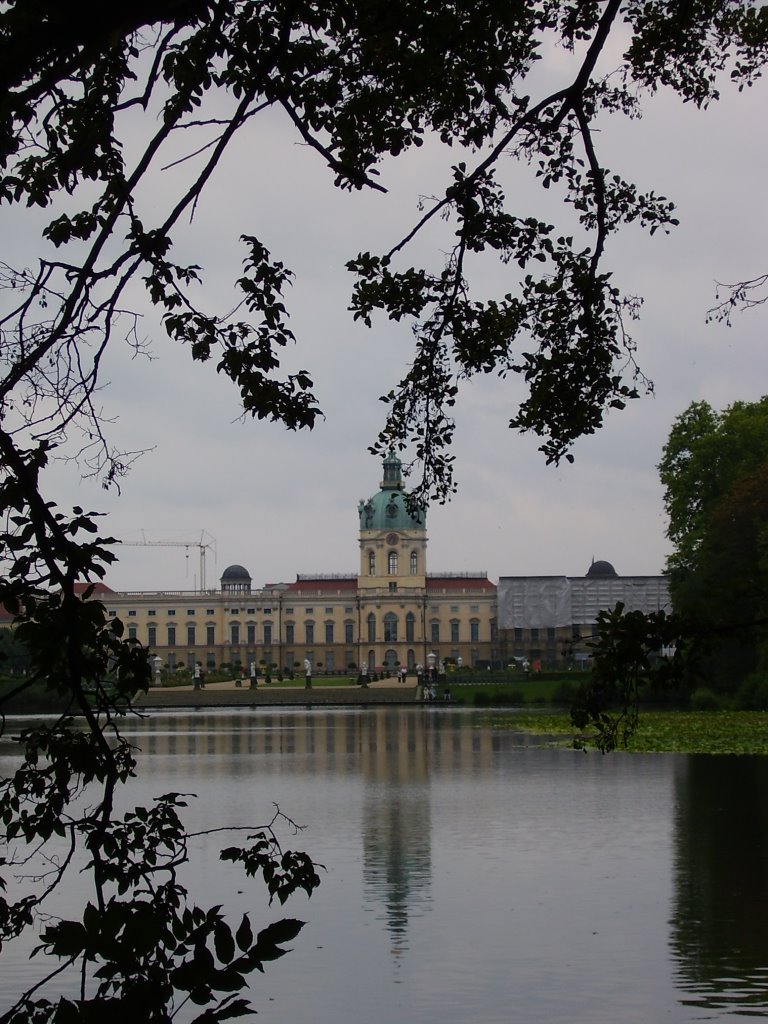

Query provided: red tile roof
[72,582,116,596]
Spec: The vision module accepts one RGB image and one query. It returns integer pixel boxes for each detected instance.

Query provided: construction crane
[121,531,217,591]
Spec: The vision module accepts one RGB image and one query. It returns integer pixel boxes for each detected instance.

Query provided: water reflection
[7,707,768,1022]
[361,714,433,958]
[671,755,768,1015]
[121,708,542,962]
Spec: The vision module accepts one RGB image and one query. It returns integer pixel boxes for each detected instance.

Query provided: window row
[367,550,420,576]
[128,617,491,646]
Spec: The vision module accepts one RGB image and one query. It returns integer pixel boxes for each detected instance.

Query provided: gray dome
[221,564,251,581]
[586,559,618,578]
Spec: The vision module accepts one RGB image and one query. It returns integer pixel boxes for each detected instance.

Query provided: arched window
[368,550,376,575]
[367,612,376,643]
[406,612,415,642]
[388,551,398,575]
[384,612,398,642]
[410,551,418,575]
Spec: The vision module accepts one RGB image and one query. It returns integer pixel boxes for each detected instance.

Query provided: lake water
[3,706,768,1022]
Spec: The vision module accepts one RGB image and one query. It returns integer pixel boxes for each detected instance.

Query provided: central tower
[357,453,427,592]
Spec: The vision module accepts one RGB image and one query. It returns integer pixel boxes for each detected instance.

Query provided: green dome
[358,455,426,531]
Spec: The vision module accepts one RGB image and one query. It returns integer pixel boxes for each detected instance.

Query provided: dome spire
[381,451,403,490]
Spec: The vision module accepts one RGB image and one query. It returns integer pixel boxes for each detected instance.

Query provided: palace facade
[98,454,499,674]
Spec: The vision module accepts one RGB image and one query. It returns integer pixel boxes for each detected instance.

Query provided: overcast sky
[25,39,768,593]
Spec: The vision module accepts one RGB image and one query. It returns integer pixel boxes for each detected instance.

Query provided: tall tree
[659,398,768,689]
[2,1,768,1015]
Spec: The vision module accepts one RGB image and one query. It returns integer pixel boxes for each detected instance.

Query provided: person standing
[304,657,312,689]
[193,663,202,691]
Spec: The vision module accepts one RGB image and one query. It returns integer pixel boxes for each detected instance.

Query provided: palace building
[97,454,499,674]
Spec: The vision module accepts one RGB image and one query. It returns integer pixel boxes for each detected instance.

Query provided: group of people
[423,683,451,702]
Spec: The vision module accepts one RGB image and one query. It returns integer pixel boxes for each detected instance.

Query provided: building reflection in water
[126,707,539,963]
[670,755,768,1015]
[361,710,433,961]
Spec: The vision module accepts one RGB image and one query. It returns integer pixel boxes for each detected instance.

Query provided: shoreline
[138,681,420,710]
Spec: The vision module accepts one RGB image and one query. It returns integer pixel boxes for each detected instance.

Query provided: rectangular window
[206,609,215,616]
[470,604,479,612]
[231,624,240,645]
[167,609,176,616]
[388,582,397,592]
[451,605,459,613]
[344,607,354,614]
[247,624,256,644]
[187,626,196,646]
[148,625,156,646]
[186,609,195,616]
[264,624,272,646]
[264,608,272,614]
[229,608,239,615]
[148,609,156,617]
[344,622,353,644]
[167,626,176,646]
[325,607,333,614]
[246,608,255,615]
[450,621,459,643]
[128,610,136,617]
[326,651,335,672]
[305,607,314,614]
[206,625,215,645]
[531,627,539,641]
[305,623,314,644]
[286,624,295,644]
[325,623,334,644]
[285,607,294,614]
[470,621,479,642]
[547,627,556,641]
[430,622,440,643]
[108,609,116,617]
[514,627,523,642]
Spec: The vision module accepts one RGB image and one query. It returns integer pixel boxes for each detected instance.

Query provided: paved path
[138,679,419,709]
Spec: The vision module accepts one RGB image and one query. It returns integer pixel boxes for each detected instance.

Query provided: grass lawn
[450,677,577,704]
[482,709,768,755]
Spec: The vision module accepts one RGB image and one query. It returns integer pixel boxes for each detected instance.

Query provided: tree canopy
[1,0,767,500]
[2,0,768,1016]
[659,396,768,689]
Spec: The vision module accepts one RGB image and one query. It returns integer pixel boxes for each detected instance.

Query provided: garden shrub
[690,687,724,711]
[735,673,768,711]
